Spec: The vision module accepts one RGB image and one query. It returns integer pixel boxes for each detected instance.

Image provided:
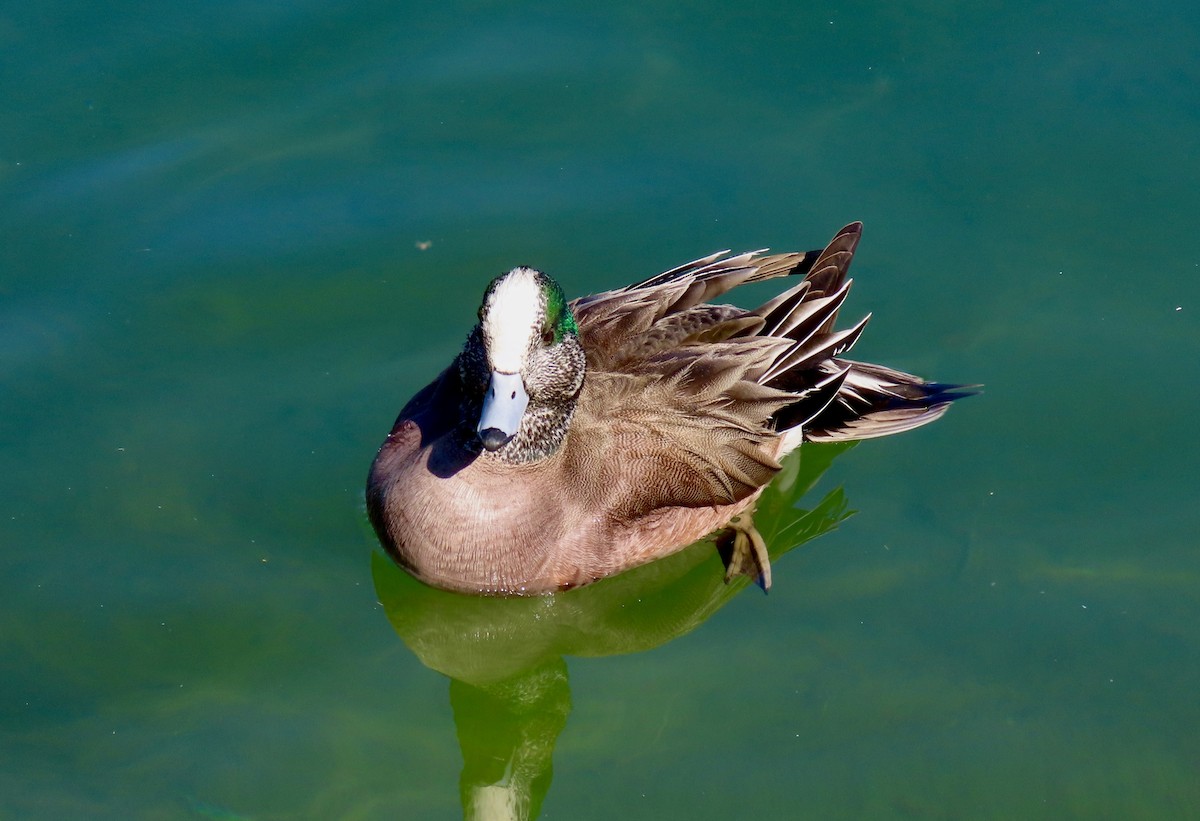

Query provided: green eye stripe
[541,277,577,342]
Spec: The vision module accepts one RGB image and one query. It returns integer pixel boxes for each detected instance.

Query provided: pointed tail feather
[803,360,979,442]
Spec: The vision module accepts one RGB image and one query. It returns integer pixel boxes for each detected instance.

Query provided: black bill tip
[478,427,514,452]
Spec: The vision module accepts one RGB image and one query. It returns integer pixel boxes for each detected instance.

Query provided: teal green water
[4,1,1199,818]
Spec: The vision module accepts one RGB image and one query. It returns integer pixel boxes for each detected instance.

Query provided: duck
[366,222,970,595]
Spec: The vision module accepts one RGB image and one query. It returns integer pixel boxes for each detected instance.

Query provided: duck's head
[459,267,585,463]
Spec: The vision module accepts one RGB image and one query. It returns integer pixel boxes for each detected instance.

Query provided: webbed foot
[715,506,772,593]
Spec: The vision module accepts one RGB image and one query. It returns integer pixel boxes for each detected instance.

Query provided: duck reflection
[372,442,854,820]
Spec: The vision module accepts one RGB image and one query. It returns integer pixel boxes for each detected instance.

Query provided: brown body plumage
[367,223,969,594]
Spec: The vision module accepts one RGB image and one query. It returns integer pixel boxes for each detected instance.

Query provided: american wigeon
[367,223,969,594]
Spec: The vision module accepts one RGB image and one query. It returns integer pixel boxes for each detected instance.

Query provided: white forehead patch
[484,267,542,373]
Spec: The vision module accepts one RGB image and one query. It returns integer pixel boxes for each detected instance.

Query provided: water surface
[3,1,1199,818]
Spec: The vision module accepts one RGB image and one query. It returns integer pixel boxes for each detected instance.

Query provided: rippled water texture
[3,1,1199,818]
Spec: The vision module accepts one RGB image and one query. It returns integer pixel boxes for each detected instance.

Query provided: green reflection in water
[373,442,853,819]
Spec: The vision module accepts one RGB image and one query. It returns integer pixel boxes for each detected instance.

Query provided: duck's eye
[541,328,555,346]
